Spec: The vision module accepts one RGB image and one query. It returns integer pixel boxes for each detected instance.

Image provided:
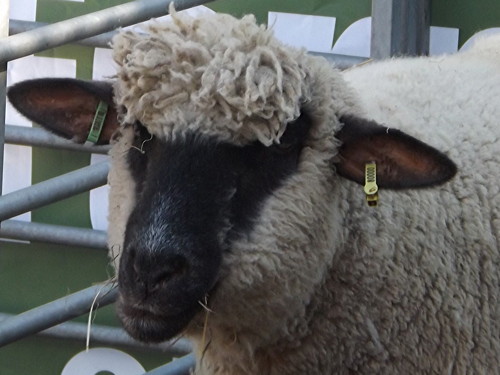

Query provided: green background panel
[209,0,372,45]
[2,0,500,373]
[0,242,111,315]
[431,0,500,45]
[1,336,171,373]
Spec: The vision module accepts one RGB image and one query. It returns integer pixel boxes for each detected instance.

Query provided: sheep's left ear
[7,78,120,145]
[335,115,457,189]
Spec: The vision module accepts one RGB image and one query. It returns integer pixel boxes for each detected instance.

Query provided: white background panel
[268,12,336,53]
[9,0,37,21]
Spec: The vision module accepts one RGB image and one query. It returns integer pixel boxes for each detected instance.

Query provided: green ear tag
[85,101,109,145]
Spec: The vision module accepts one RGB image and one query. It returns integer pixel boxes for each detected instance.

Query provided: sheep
[7,9,500,375]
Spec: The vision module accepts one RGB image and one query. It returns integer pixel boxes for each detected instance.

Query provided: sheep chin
[117,297,201,343]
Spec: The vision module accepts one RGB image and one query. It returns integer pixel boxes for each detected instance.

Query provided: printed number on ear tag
[61,348,145,375]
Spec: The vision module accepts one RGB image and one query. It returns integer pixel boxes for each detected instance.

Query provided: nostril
[133,262,144,285]
[152,255,189,285]
[170,255,189,275]
[128,252,189,296]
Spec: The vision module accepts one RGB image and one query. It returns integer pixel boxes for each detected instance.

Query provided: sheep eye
[273,112,311,153]
[131,122,153,154]
[275,141,295,152]
[133,121,149,138]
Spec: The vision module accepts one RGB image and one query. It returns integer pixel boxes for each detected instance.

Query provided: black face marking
[126,122,153,196]
[117,113,311,342]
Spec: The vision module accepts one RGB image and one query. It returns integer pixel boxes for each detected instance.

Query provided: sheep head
[7,10,456,345]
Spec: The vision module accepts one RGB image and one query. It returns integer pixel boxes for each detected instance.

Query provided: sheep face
[115,114,312,342]
[105,12,349,343]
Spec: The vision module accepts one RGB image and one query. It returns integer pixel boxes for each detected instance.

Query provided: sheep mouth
[117,297,202,343]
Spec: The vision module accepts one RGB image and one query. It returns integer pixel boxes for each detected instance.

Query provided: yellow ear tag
[364,162,379,207]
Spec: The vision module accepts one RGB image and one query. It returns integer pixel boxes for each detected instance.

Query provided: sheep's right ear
[335,115,457,189]
[7,78,120,145]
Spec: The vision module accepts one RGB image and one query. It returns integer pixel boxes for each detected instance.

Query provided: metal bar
[0,69,5,200]
[9,19,117,49]
[0,220,107,248]
[0,0,215,65]
[370,0,431,59]
[5,124,110,154]
[0,313,192,355]
[9,20,368,70]
[308,52,368,70]
[0,161,109,222]
[0,0,8,206]
[144,354,196,375]
[0,283,118,347]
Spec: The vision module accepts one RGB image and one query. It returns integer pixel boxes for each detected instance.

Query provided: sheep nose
[125,249,189,297]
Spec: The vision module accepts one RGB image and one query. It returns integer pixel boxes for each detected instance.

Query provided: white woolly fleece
[107,126,137,270]
[107,10,500,375]
[111,8,358,146]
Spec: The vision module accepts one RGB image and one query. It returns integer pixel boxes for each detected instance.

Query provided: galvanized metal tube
[9,19,117,49]
[0,220,108,248]
[9,20,369,70]
[0,0,8,202]
[371,0,431,59]
[0,283,118,347]
[42,323,193,356]
[0,161,109,222]
[41,322,193,356]
[5,124,110,154]
[309,52,368,70]
[0,313,192,355]
[0,69,6,200]
[0,0,215,65]
[144,354,196,375]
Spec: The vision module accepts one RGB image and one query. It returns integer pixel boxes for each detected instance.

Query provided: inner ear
[7,78,119,144]
[336,115,457,189]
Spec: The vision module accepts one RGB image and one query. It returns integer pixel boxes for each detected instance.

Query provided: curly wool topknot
[111,8,313,145]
